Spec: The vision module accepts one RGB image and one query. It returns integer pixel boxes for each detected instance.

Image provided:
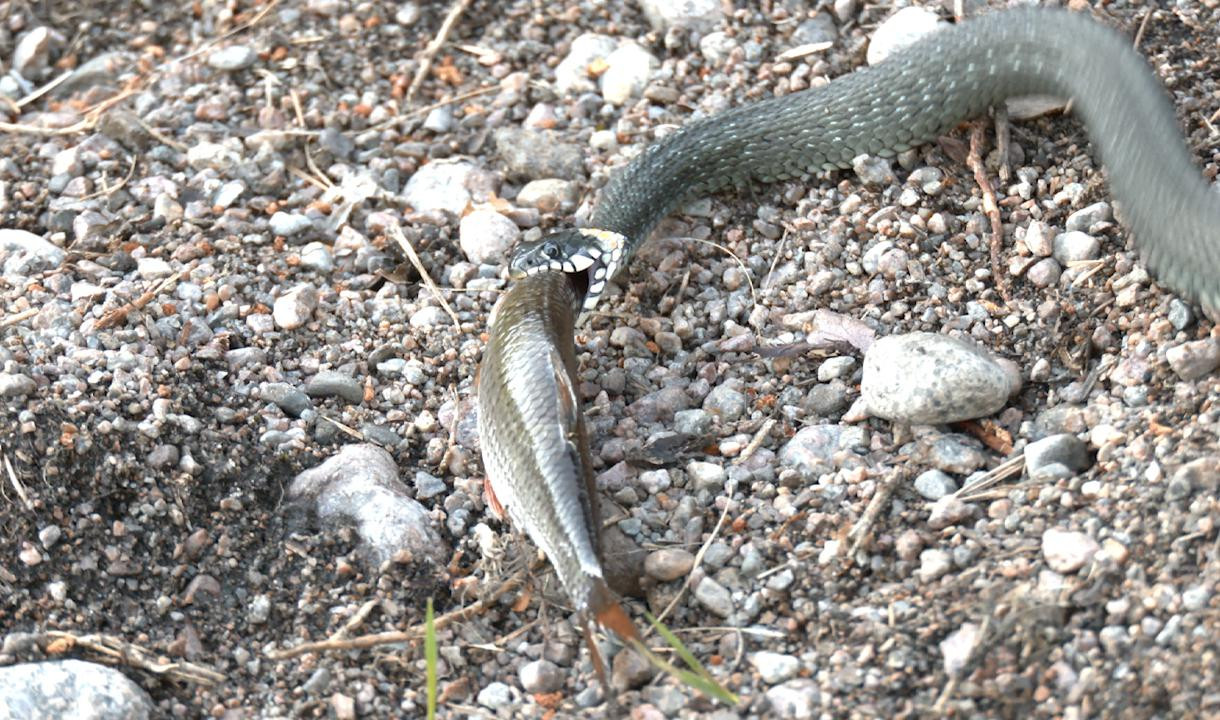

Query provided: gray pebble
[765,679,820,719]
[260,382,313,417]
[515,179,578,213]
[1024,433,1090,475]
[694,576,733,617]
[703,383,748,421]
[248,594,271,624]
[687,460,727,491]
[270,212,313,237]
[1,228,66,275]
[818,356,856,382]
[918,548,953,582]
[1065,201,1111,232]
[555,34,617,94]
[136,257,173,280]
[38,525,62,549]
[458,210,519,265]
[409,306,449,329]
[401,159,479,216]
[674,408,712,435]
[1165,339,1220,381]
[519,659,564,694]
[208,45,257,71]
[913,469,957,500]
[299,242,334,272]
[0,372,36,398]
[750,651,801,684]
[305,370,364,404]
[423,105,454,133]
[273,283,318,330]
[851,154,895,187]
[412,470,446,500]
[600,43,658,105]
[638,0,723,32]
[494,127,584,181]
[289,444,448,565]
[699,31,737,65]
[1025,257,1061,287]
[1041,528,1099,573]
[863,333,1014,424]
[476,681,514,710]
[779,424,867,475]
[927,495,972,530]
[806,382,848,417]
[0,660,153,720]
[1052,230,1100,263]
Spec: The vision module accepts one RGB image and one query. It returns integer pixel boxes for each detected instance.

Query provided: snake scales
[510,7,1220,315]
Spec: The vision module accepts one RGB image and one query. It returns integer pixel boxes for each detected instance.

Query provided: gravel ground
[1,0,1218,718]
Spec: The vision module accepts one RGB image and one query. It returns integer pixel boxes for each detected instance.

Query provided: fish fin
[484,475,506,520]
[548,346,579,432]
[588,578,642,644]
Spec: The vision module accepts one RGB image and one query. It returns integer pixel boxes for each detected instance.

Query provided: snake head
[509,228,628,313]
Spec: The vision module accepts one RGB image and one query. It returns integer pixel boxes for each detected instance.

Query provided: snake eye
[541,241,560,260]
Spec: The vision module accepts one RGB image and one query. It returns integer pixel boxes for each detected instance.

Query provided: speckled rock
[459,210,520,265]
[644,547,695,582]
[1041,528,1100,573]
[401,159,480,215]
[0,660,153,720]
[1165,338,1220,381]
[637,0,723,32]
[862,333,1015,424]
[779,424,868,475]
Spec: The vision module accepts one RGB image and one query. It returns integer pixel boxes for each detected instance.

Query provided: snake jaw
[509,228,627,314]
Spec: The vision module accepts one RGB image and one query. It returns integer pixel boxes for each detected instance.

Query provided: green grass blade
[638,612,738,705]
[425,597,438,720]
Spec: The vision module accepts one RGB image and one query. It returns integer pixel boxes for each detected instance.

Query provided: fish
[475,269,641,697]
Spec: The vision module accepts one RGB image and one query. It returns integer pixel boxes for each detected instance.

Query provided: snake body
[511,8,1220,314]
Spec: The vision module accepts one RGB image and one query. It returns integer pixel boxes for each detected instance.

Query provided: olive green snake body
[511,8,1220,314]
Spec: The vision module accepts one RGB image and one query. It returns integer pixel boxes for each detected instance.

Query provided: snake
[509,7,1220,317]
[476,6,1219,702]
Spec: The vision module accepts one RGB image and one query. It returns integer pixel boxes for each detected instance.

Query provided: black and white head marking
[511,228,626,313]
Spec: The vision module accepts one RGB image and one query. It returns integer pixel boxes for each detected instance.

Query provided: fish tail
[589,578,642,644]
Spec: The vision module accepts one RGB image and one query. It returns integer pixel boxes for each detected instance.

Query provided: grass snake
[510,7,1220,316]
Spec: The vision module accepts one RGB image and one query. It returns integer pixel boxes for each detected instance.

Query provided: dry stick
[45,631,225,686]
[266,561,539,660]
[387,223,461,329]
[967,122,1010,303]
[1132,6,1154,51]
[407,0,475,105]
[3,450,33,511]
[846,468,902,559]
[1,308,39,329]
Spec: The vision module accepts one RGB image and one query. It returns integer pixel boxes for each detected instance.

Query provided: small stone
[0,373,36,398]
[611,648,656,690]
[555,34,618,94]
[817,356,856,382]
[1165,339,1220,381]
[601,43,658,105]
[423,105,454,133]
[1065,202,1111,232]
[867,6,944,65]
[136,257,173,280]
[1052,230,1100,263]
[299,242,334,272]
[0,228,66,275]
[851,155,895,186]
[402,159,479,216]
[686,460,727,491]
[766,679,820,719]
[208,45,257,71]
[19,542,42,566]
[12,27,53,78]
[694,576,733,617]
[519,659,564,694]
[913,469,957,500]
[248,595,271,624]
[862,333,1015,424]
[751,651,801,684]
[637,0,723,32]
[927,495,972,530]
[476,682,513,710]
[644,548,695,582]
[779,424,868,476]
[270,211,313,237]
[273,284,318,330]
[515,179,578,213]
[1024,434,1090,475]
[459,210,520,265]
[940,623,980,676]
[1025,257,1061,288]
[1042,528,1100,573]
[260,383,313,417]
[703,383,748,421]
[305,370,364,404]
[895,529,923,562]
[918,548,952,582]
[38,525,62,549]
[0,660,154,719]
[1023,221,1054,256]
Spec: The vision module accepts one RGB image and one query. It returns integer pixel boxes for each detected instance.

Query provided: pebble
[401,159,479,215]
[1042,528,1100,573]
[686,460,727,491]
[248,594,272,624]
[1025,257,1061,287]
[600,43,658,105]
[299,242,334,272]
[458,210,519,265]
[305,370,364,404]
[851,155,895,187]
[186,140,239,170]
[1168,299,1195,330]
[638,0,723,32]
[612,647,656,690]
[779,424,868,476]
[555,34,618,94]
[270,211,313,237]
[1165,339,1220,381]
[866,7,944,65]
[940,623,979,676]
[694,576,733,617]
[515,179,578,213]
[765,678,820,719]
[1022,221,1054,256]
[272,283,318,330]
[494,127,584,180]
[260,382,313,417]
[644,548,696,582]
[699,32,736,65]
[288,444,449,564]
[519,659,564,694]
[751,651,801,684]
[913,469,957,500]
[703,383,748,421]
[423,105,454,133]
[136,257,173,280]
[13,27,53,78]
[1052,230,1100,263]
[862,333,1015,424]
[412,470,446,500]
[1,228,66,275]
[1065,202,1111,232]
[1024,434,1090,476]
[38,525,62,549]
[817,356,856,382]
[208,45,257,71]
[476,681,514,710]
[0,372,36,398]
[0,660,154,719]
[927,495,972,530]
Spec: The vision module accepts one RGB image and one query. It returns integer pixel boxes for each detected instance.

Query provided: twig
[692,236,758,311]
[266,561,538,660]
[966,122,1010,303]
[846,468,902,558]
[386,223,461,329]
[955,454,1024,503]
[44,631,225,686]
[93,270,184,330]
[1132,7,1153,51]
[407,0,475,105]
[152,0,281,72]
[15,69,74,109]
[3,450,33,511]
[1,308,39,329]
[80,155,138,200]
